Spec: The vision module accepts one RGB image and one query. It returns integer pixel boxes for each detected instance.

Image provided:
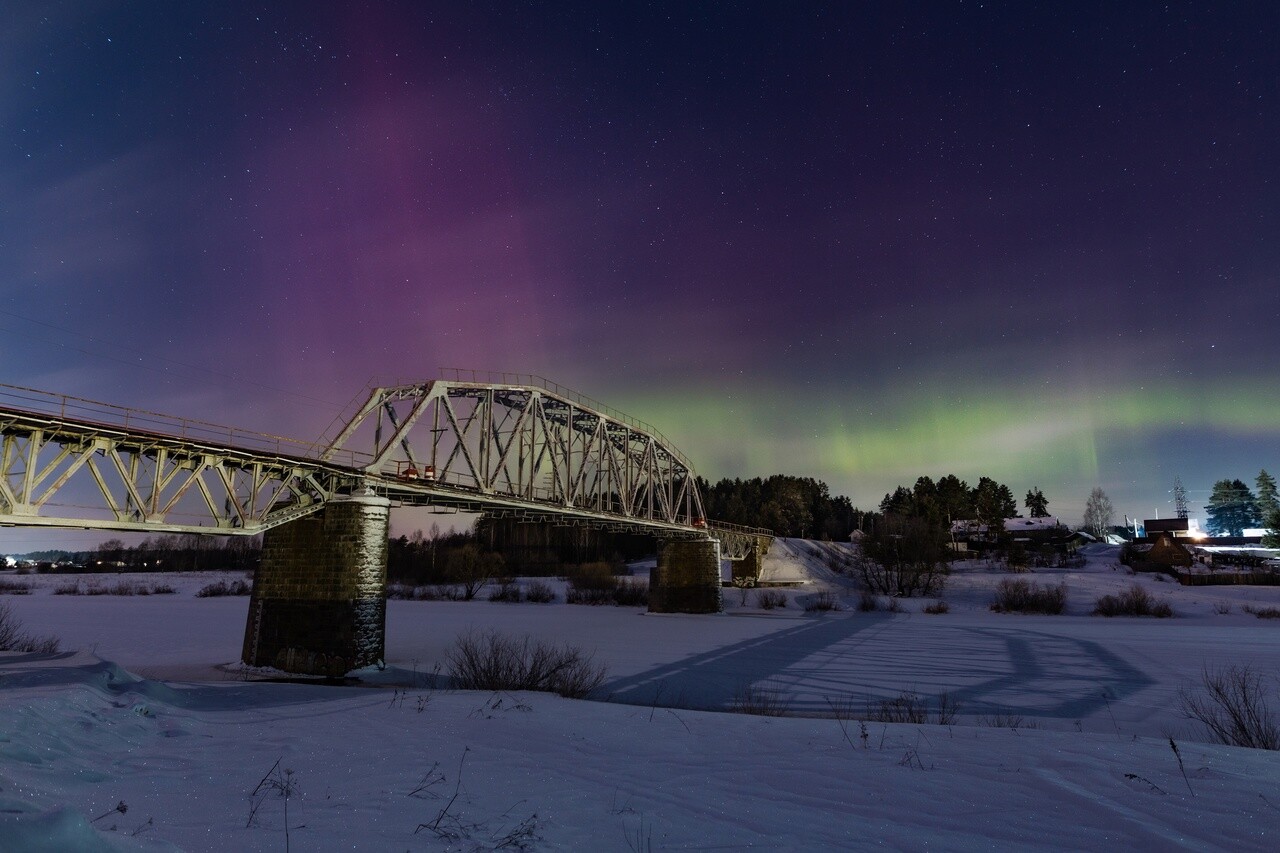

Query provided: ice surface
[2,543,1279,850]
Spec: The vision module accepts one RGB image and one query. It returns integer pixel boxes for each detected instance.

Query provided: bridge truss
[0,379,768,555]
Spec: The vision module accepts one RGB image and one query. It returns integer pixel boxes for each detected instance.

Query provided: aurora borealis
[2,2,1278,543]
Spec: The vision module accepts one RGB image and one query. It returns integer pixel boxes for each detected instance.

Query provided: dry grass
[731,681,792,717]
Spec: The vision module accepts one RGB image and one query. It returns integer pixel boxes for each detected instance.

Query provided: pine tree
[1204,479,1258,537]
[1256,470,1279,525]
[1024,487,1049,518]
[1263,506,1280,549]
[1082,487,1113,538]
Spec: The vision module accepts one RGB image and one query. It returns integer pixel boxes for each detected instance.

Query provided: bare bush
[856,515,949,597]
[1179,665,1279,750]
[922,600,949,614]
[0,601,61,654]
[981,712,1038,730]
[613,579,648,607]
[803,591,840,612]
[732,681,791,717]
[757,589,788,610]
[1093,584,1173,617]
[867,691,925,723]
[0,578,31,595]
[991,579,1067,614]
[857,590,879,612]
[197,579,251,598]
[1243,605,1280,619]
[445,629,606,698]
[488,583,522,603]
[865,690,959,725]
[524,580,556,603]
[566,567,646,607]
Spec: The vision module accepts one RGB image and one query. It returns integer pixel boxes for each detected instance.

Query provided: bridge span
[1,377,771,676]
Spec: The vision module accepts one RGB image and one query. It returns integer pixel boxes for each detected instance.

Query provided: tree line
[697,475,857,539]
[1205,470,1279,542]
[876,475,1051,529]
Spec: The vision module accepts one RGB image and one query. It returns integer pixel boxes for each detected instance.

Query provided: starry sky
[2,1,1278,547]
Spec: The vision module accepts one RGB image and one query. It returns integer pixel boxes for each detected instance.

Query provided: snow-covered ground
[3,542,1280,850]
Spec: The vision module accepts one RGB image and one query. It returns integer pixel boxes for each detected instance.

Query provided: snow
[3,543,1280,850]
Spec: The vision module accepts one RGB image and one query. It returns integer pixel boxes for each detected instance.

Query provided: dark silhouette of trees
[1024,487,1049,518]
[699,475,856,539]
[856,514,949,596]
[1205,479,1259,537]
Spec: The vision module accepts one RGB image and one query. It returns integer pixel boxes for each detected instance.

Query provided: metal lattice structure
[0,378,769,553]
[0,385,353,535]
[321,375,707,534]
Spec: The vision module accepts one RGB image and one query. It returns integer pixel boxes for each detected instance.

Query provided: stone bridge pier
[729,535,771,586]
[242,494,390,677]
[649,537,723,613]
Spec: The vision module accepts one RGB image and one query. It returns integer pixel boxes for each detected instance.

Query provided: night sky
[3,2,1278,545]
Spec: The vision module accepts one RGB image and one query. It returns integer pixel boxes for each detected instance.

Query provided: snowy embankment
[2,542,1280,850]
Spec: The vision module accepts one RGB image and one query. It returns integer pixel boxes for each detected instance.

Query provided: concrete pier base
[242,495,390,676]
[729,536,770,585]
[649,537,722,613]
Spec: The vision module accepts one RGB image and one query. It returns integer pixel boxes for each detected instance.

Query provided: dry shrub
[1179,664,1279,750]
[612,579,648,607]
[445,629,606,698]
[757,589,788,610]
[991,579,1067,614]
[803,591,840,612]
[1093,584,1173,617]
[866,690,959,725]
[857,590,879,612]
[566,566,646,607]
[922,600,949,614]
[524,580,556,603]
[197,579,251,598]
[0,601,61,654]
[1243,605,1280,619]
[732,681,791,716]
[0,578,31,595]
[488,582,523,603]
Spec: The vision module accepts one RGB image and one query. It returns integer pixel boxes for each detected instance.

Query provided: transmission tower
[1173,476,1189,519]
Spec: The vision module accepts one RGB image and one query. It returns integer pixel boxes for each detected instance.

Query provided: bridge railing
[0,383,372,469]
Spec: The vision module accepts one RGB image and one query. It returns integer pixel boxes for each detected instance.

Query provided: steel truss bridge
[0,376,767,557]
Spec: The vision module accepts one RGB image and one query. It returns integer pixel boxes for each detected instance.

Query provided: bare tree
[445,544,503,600]
[856,515,948,597]
[1082,487,1113,538]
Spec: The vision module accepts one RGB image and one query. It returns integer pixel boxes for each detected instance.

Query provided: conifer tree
[1204,479,1258,537]
[1024,487,1049,518]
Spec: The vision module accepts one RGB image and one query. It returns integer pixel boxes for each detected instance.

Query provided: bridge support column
[649,537,722,613]
[730,546,765,585]
[242,494,390,677]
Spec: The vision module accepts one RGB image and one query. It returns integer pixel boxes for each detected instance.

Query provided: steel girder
[0,409,349,535]
[0,380,772,552]
[321,380,708,532]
